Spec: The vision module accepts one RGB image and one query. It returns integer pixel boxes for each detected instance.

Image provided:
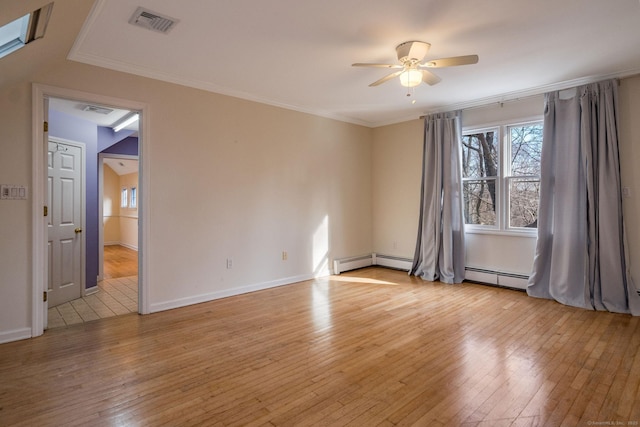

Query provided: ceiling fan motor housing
[396,41,431,64]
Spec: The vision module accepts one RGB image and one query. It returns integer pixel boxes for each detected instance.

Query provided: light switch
[0,185,28,200]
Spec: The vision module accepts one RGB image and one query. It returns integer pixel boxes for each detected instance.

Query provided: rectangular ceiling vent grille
[82,105,114,115]
[128,7,178,34]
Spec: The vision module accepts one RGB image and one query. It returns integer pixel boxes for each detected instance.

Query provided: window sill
[464,227,538,238]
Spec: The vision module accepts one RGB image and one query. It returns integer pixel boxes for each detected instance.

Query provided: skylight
[0,3,53,60]
[0,14,29,59]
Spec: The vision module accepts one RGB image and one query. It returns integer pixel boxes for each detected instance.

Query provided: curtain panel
[527,79,640,315]
[410,111,466,284]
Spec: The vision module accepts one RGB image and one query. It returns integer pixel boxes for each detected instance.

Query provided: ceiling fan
[352,41,479,88]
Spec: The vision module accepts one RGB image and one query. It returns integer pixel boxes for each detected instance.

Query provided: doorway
[32,84,149,337]
[99,155,140,281]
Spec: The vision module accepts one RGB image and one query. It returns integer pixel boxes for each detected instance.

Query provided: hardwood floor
[103,244,138,279]
[3,267,640,426]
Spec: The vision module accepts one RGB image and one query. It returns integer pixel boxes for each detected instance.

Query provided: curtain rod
[419,93,542,119]
[419,73,633,120]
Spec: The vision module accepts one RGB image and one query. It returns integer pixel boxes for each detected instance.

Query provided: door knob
[75,227,83,233]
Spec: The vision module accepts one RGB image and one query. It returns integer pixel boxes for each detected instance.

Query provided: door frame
[98,153,139,281]
[32,83,150,337]
[48,137,87,302]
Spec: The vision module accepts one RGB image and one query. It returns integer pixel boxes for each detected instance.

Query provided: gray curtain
[410,111,465,284]
[528,79,640,315]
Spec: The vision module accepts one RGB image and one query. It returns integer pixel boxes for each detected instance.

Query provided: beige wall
[0,0,372,340]
[102,166,138,249]
[372,88,640,284]
[619,75,640,285]
[103,164,121,244]
[1,0,639,343]
[372,120,423,258]
[118,171,138,250]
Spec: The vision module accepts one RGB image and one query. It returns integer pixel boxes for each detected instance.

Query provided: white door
[48,139,84,307]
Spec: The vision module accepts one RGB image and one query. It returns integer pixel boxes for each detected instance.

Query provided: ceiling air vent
[128,7,178,34]
[82,105,114,115]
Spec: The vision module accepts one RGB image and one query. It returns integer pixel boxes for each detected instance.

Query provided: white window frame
[0,14,29,59]
[130,186,137,209]
[462,116,542,236]
[121,187,128,208]
[461,126,501,231]
[0,3,53,60]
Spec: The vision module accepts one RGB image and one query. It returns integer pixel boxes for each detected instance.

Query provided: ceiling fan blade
[352,63,402,69]
[369,70,404,87]
[421,69,442,86]
[421,54,479,68]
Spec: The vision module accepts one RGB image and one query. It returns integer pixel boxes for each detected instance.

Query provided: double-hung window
[461,120,542,233]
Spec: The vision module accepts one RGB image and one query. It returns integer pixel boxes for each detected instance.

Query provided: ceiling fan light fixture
[399,69,422,88]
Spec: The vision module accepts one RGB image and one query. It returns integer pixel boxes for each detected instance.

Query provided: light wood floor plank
[3,267,640,426]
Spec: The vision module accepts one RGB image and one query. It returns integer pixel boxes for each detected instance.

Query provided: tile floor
[47,275,138,329]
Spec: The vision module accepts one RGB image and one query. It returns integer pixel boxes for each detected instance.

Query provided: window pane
[130,187,137,208]
[0,14,29,59]
[121,188,128,208]
[461,130,498,178]
[463,179,497,226]
[510,124,542,176]
[509,179,540,228]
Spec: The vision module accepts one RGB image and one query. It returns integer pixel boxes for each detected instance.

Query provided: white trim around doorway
[32,83,151,338]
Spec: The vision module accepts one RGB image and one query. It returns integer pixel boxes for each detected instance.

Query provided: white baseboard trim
[104,241,138,251]
[0,327,32,344]
[85,285,99,296]
[149,273,315,313]
[120,242,138,251]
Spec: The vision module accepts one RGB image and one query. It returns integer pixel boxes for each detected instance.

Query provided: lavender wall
[97,126,136,152]
[101,135,139,156]
[49,112,139,290]
[49,110,99,290]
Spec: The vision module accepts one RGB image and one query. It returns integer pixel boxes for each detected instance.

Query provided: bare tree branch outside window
[508,124,542,228]
[462,130,498,226]
[462,122,542,230]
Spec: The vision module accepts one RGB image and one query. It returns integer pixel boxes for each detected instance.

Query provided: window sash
[121,188,128,208]
[463,120,542,233]
[130,187,137,208]
[506,176,540,230]
[463,178,499,228]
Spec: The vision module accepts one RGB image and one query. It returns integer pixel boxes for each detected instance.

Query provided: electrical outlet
[226,258,233,269]
[622,187,631,198]
[282,251,288,261]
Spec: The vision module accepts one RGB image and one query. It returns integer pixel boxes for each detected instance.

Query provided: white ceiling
[49,97,138,130]
[67,0,640,127]
[103,158,139,176]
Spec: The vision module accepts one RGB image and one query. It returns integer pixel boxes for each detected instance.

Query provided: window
[130,187,137,208]
[0,3,53,60]
[462,121,542,232]
[0,14,29,59]
[121,188,128,208]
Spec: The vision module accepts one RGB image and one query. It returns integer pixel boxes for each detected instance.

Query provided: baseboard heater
[333,253,413,275]
[465,267,529,290]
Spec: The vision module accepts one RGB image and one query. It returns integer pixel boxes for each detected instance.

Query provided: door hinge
[43,291,48,302]
[43,121,48,132]
[43,205,48,216]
